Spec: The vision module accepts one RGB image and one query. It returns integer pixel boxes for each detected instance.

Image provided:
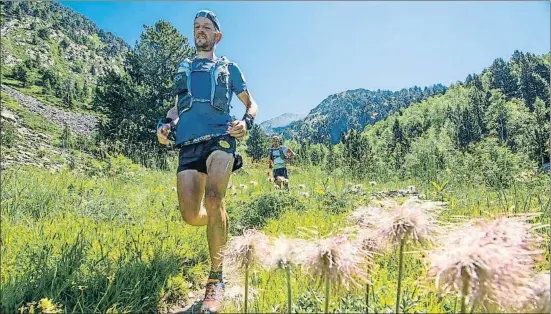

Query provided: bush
[470,138,536,189]
[37,28,50,39]
[107,154,141,177]
[0,120,17,147]
[228,192,305,235]
[317,191,354,214]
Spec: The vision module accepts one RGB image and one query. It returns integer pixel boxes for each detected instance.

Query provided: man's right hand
[157,124,172,145]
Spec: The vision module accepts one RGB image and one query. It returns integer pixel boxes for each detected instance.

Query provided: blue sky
[61,1,550,123]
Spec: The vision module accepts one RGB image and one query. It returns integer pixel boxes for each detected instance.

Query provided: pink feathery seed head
[475,214,545,251]
[355,228,383,253]
[376,197,445,247]
[301,233,372,291]
[222,229,271,272]
[349,206,384,227]
[267,235,310,269]
[427,217,542,312]
[519,271,551,313]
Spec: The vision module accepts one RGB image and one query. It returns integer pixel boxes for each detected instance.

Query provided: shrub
[228,192,305,234]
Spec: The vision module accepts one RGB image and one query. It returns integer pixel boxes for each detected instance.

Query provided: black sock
[208,270,223,281]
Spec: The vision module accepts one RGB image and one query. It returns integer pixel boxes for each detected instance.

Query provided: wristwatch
[242,113,254,130]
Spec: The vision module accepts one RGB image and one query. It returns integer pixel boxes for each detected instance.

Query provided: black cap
[195,10,221,31]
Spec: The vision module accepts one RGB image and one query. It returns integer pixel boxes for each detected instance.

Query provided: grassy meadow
[1,152,549,313]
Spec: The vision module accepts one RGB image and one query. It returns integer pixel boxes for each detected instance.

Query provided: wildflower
[265,236,310,313]
[223,229,271,313]
[519,272,551,313]
[375,198,445,247]
[224,229,271,271]
[427,215,543,313]
[267,236,308,269]
[37,298,62,313]
[301,233,371,313]
[351,198,445,313]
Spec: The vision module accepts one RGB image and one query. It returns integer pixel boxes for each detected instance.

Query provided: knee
[204,186,224,209]
[178,202,203,226]
[181,212,203,226]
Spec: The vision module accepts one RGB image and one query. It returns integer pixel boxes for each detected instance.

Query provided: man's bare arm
[236,90,258,119]
[227,90,258,140]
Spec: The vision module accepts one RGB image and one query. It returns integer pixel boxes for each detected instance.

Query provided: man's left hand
[227,120,247,140]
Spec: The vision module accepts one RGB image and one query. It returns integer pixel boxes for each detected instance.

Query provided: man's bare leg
[199,150,233,313]
[204,150,234,270]
[176,170,208,226]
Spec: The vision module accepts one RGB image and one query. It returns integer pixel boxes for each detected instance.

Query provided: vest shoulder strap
[177,57,194,73]
[269,147,286,161]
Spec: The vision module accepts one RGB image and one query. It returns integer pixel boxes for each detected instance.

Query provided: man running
[268,135,295,189]
[157,10,258,313]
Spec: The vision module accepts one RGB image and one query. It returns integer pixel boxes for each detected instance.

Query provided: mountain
[0,1,130,110]
[280,84,447,144]
[259,113,306,134]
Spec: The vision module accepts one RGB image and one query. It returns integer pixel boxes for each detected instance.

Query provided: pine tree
[245,124,271,162]
[13,65,29,87]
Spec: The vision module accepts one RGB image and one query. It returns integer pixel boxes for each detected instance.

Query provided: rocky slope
[0,1,129,110]
[1,84,98,135]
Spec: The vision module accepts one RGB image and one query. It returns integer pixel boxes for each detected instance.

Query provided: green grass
[1,155,549,313]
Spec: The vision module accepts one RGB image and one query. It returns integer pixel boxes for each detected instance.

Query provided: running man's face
[272,137,279,146]
[194,17,220,52]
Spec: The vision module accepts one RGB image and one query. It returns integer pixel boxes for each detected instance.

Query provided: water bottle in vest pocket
[211,59,232,113]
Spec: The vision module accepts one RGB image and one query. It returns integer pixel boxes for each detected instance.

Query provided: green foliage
[0,120,17,147]
[0,6,549,312]
[83,153,141,178]
[37,28,49,40]
[93,20,193,166]
[341,129,374,179]
[1,153,549,313]
[350,51,550,187]
[12,64,29,87]
[317,191,354,214]
[0,1,129,110]
[228,192,306,235]
[282,84,447,144]
[1,166,211,313]
[42,79,52,94]
[470,138,536,189]
[402,127,450,177]
[245,124,271,162]
[430,180,448,201]
[270,52,549,187]
[488,57,519,99]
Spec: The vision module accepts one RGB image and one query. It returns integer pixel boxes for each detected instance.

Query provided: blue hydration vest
[171,56,235,146]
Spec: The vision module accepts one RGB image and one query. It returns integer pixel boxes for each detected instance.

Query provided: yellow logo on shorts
[219,140,230,149]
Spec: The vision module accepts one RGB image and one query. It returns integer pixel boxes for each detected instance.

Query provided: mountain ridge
[279,84,447,144]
